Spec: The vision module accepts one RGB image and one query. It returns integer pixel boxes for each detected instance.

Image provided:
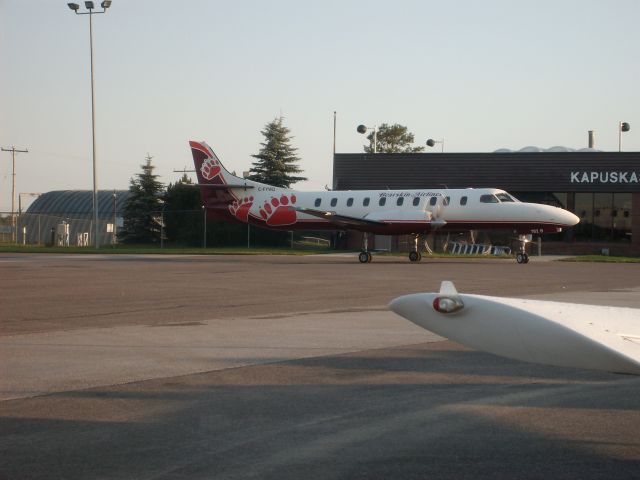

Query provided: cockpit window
[480,194,500,204]
[496,193,516,202]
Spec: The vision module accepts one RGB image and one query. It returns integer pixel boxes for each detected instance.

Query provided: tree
[249,116,307,188]
[163,174,202,246]
[364,123,425,153]
[119,155,164,244]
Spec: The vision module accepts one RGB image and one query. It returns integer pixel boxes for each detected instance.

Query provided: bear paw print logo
[201,157,221,181]
[259,194,297,226]
[229,196,254,222]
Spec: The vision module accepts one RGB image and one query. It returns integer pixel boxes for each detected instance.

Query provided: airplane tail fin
[188,140,251,221]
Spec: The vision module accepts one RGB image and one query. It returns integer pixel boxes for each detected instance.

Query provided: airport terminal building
[333,148,640,254]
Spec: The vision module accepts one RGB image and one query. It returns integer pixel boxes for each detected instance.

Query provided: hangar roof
[26,190,131,216]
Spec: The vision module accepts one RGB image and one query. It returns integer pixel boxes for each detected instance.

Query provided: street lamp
[619,122,630,152]
[426,138,445,153]
[357,124,378,153]
[67,0,112,248]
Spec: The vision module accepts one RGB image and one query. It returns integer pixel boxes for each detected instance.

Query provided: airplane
[389,281,640,375]
[189,140,579,263]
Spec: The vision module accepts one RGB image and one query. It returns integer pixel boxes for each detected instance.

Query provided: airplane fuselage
[219,185,578,236]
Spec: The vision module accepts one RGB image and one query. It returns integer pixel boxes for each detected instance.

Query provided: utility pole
[2,146,29,243]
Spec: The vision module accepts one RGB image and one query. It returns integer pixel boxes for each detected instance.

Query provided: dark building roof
[26,190,132,216]
[333,151,640,193]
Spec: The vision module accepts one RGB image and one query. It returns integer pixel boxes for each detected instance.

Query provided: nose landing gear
[516,234,531,264]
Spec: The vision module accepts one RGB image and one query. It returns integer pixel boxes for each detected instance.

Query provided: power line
[1,146,29,243]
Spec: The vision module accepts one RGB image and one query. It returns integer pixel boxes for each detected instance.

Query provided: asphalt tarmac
[1,253,640,479]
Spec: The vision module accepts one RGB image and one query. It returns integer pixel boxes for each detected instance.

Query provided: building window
[330,198,337,207]
[379,197,386,206]
[460,196,467,206]
[347,198,354,207]
[593,193,612,240]
[574,193,593,240]
[613,193,632,241]
[314,198,321,207]
[397,197,404,206]
[413,197,420,206]
[363,197,370,207]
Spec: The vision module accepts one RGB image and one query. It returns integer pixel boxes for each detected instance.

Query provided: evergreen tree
[364,123,425,153]
[249,116,307,188]
[119,155,165,244]
[163,174,202,246]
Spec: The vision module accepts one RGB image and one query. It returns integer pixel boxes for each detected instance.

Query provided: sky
[1,0,639,212]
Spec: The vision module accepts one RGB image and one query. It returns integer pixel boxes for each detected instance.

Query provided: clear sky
[1,0,639,211]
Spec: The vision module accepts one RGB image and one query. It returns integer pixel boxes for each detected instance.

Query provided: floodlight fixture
[85,1,95,9]
[67,3,80,11]
[357,123,378,153]
[619,121,631,152]
[426,138,445,153]
[101,0,112,8]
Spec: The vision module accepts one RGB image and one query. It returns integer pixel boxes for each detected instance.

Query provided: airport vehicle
[389,281,640,375]
[189,140,579,263]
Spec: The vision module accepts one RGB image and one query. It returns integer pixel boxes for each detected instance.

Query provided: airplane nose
[562,209,580,227]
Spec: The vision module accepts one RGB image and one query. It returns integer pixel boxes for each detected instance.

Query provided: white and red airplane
[189,140,579,263]
[390,281,640,375]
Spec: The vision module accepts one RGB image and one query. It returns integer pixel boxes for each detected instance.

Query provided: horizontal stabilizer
[186,184,255,190]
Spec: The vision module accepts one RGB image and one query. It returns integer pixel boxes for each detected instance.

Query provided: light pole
[357,124,378,153]
[202,205,207,249]
[426,138,445,153]
[18,192,40,244]
[67,1,112,248]
[112,190,117,247]
[618,122,630,152]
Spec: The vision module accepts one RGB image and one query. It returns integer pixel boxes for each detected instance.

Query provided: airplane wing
[389,281,640,375]
[295,207,387,228]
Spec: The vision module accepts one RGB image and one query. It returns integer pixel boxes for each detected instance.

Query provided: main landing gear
[409,234,422,262]
[516,234,530,264]
[358,233,424,263]
[359,233,372,263]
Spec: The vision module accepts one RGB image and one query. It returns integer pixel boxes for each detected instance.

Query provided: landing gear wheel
[359,251,372,263]
[516,253,529,264]
[409,251,422,262]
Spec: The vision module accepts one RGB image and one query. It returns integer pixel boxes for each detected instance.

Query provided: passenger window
[330,198,337,207]
[429,197,438,206]
[314,198,321,207]
[363,197,370,207]
[379,197,386,206]
[480,194,499,203]
[443,196,450,206]
[412,197,420,206]
[397,197,404,206]
[460,196,468,206]
[347,197,354,207]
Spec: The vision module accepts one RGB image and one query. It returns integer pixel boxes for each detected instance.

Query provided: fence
[448,242,511,256]
[0,212,121,246]
[0,210,332,249]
